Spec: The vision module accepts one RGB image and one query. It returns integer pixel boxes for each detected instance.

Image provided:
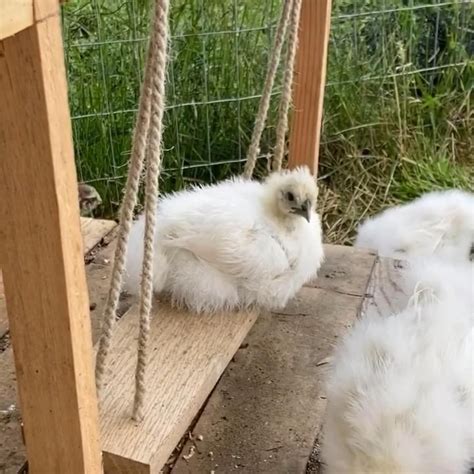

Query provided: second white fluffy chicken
[124,166,324,313]
[355,189,474,262]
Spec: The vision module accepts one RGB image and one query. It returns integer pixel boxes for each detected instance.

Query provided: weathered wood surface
[306,245,377,296]
[0,0,33,41]
[81,217,117,254]
[360,256,410,319]
[100,304,259,473]
[0,220,116,473]
[172,245,377,473]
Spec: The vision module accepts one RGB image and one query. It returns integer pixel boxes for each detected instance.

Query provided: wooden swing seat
[99,299,257,472]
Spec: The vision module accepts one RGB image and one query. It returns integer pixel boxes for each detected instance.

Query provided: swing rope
[95,0,170,421]
[243,0,302,178]
[95,0,300,422]
[272,0,302,173]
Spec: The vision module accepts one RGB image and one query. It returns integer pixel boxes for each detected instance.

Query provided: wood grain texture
[0,12,101,474]
[33,0,59,21]
[172,245,376,473]
[0,232,123,473]
[81,217,117,254]
[306,245,377,297]
[0,0,33,40]
[288,0,332,175]
[86,233,134,345]
[99,304,258,473]
[361,256,410,319]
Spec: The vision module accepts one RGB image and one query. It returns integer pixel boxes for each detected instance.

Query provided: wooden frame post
[0,3,102,473]
[288,0,332,176]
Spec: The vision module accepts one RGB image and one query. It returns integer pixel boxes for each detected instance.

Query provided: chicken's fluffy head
[263,166,318,223]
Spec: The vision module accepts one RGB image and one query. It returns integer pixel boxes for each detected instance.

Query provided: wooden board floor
[0,219,391,473]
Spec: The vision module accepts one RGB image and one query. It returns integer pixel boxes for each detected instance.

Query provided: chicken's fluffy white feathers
[355,189,474,262]
[322,188,474,473]
[124,166,324,313]
[322,258,474,474]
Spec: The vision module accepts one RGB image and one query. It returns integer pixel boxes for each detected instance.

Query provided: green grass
[61,0,473,243]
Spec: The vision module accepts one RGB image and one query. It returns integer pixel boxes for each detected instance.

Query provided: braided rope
[272,0,302,172]
[242,0,294,179]
[132,0,169,422]
[95,36,154,392]
[95,0,170,422]
[96,0,299,423]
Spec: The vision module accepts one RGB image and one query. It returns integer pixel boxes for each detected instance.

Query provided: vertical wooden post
[288,0,332,176]
[0,3,102,473]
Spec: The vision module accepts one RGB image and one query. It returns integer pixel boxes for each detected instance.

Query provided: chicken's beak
[292,200,311,222]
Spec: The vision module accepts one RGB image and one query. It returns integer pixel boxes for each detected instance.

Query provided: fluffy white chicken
[355,189,474,262]
[322,258,474,474]
[124,166,324,313]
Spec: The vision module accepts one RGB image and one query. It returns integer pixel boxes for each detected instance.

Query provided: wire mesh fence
[61,0,473,224]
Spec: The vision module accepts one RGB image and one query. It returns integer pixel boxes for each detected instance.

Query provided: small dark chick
[78,183,102,216]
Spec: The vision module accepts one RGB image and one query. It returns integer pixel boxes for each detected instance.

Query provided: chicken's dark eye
[286,191,295,202]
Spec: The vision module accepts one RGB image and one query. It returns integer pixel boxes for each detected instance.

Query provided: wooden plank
[0,235,125,473]
[99,305,258,473]
[0,11,101,474]
[85,234,133,344]
[0,0,60,40]
[0,1,33,40]
[172,245,376,473]
[288,0,332,175]
[81,217,117,254]
[360,256,410,319]
[306,245,377,297]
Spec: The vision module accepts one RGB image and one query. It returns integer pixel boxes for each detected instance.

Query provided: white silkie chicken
[322,258,474,474]
[124,166,324,313]
[355,189,474,262]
